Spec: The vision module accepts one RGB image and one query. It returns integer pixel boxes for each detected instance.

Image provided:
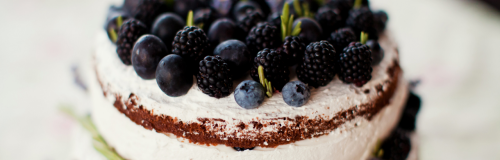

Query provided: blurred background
[0,0,499,159]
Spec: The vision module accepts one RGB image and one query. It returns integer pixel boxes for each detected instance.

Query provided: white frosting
[88,29,409,159]
[89,67,408,160]
[93,30,400,139]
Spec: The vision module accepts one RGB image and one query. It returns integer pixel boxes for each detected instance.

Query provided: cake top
[103,0,389,110]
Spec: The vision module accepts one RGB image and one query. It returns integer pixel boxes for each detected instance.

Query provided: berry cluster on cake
[87,0,421,159]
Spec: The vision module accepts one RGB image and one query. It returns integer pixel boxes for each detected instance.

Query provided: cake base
[87,71,408,160]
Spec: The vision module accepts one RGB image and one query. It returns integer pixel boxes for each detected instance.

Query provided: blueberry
[156,54,193,97]
[208,19,242,49]
[132,35,169,79]
[234,80,265,109]
[231,1,263,22]
[233,147,255,151]
[282,81,311,107]
[293,17,323,44]
[194,7,221,32]
[214,40,252,79]
[105,14,130,43]
[366,40,384,66]
[174,0,209,19]
[151,13,185,50]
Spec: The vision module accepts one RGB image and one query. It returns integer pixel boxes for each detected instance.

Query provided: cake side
[92,30,402,148]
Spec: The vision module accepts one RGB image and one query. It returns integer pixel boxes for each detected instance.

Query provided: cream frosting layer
[92,30,400,140]
[89,70,408,160]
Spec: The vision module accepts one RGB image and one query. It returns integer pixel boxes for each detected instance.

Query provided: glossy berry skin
[208,18,242,49]
[123,0,140,16]
[282,81,311,107]
[197,56,233,98]
[132,35,169,79]
[380,130,411,160]
[293,18,323,44]
[194,7,221,32]
[373,10,389,34]
[174,0,210,19]
[172,26,210,73]
[250,49,290,91]
[296,41,337,88]
[233,147,255,151]
[156,54,193,97]
[246,22,280,55]
[116,19,149,65]
[281,36,306,66]
[366,40,384,66]
[328,28,357,52]
[231,1,264,22]
[151,13,185,50]
[315,6,343,36]
[133,0,168,28]
[338,42,373,87]
[105,15,130,43]
[214,40,252,79]
[346,7,375,38]
[234,80,265,109]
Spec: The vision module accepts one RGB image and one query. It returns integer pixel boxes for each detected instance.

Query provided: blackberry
[315,6,343,35]
[380,130,411,160]
[346,7,375,37]
[172,26,210,73]
[116,19,148,65]
[296,41,337,88]
[328,28,357,51]
[133,0,168,28]
[338,42,373,87]
[281,36,306,66]
[238,10,264,35]
[250,49,289,91]
[326,0,353,21]
[246,22,280,54]
[194,7,220,32]
[196,56,233,98]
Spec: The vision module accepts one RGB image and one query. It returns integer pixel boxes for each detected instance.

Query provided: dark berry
[366,40,384,66]
[156,54,193,97]
[116,19,149,65]
[246,22,280,55]
[315,6,343,36]
[380,130,411,160]
[105,15,130,44]
[293,18,322,44]
[172,26,210,73]
[133,0,168,28]
[234,80,265,109]
[338,42,373,87]
[397,91,421,131]
[123,0,140,16]
[132,35,169,79]
[267,11,282,30]
[279,0,320,17]
[237,10,264,35]
[151,13,185,50]
[105,5,129,24]
[296,41,337,88]
[250,49,289,91]
[373,10,389,34]
[174,0,210,19]
[282,81,311,107]
[281,36,306,66]
[250,0,271,18]
[214,40,252,79]
[328,28,357,52]
[196,56,233,98]
[208,18,242,49]
[231,1,264,22]
[194,7,221,32]
[325,0,353,21]
[346,7,375,37]
[233,147,255,151]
